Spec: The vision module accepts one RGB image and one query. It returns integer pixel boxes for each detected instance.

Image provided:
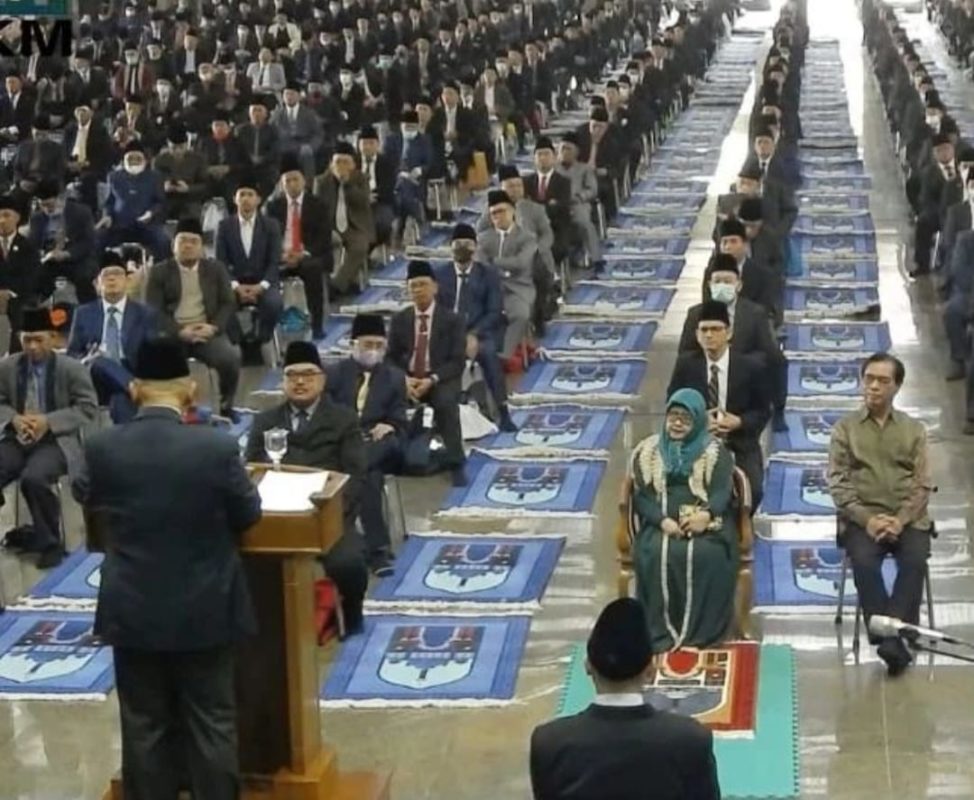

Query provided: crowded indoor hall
[1,0,973,797]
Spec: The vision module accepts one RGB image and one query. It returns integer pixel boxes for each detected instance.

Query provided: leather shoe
[946,362,966,381]
[772,411,789,433]
[36,547,65,570]
[2,525,36,551]
[498,408,518,433]
[877,637,913,677]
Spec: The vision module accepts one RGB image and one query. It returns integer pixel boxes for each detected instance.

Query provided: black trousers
[0,437,66,550]
[321,529,368,628]
[113,645,239,800]
[360,435,402,560]
[185,335,240,412]
[424,379,465,468]
[727,439,764,512]
[844,522,931,627]
[282,255,327,333]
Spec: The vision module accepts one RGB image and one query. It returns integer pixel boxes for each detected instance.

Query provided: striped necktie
[707,364,720,410]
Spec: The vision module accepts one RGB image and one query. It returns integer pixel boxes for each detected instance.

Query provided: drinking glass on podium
[264,428,289,470]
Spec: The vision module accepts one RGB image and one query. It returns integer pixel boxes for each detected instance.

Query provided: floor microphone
[868,615,968,646]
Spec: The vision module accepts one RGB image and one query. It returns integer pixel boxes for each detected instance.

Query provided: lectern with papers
[100,464,391,800]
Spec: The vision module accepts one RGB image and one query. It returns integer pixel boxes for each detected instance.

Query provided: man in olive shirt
[828,353,933,676]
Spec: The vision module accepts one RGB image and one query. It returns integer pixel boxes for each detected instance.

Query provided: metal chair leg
[834,554,848,625]
[924,563,935,627]
[852,600,862,664]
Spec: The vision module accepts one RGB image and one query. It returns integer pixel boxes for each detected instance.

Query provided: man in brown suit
[314,141,374,298]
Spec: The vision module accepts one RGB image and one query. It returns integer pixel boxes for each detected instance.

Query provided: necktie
[538,173,547,201]
[456,269,470,312]
[289,200,303,252]
[128,65,138,95]
[294,408,309,432]
[336,183,349,233]
[74,128,87,162]
[1,237,9,259]
[25,366,42,414]
[105,306,122,361]
[414,313,430,376]
[947,164,956,180]
[760,160,767,176]
[497,231,505,257]
[356,370,371,414]
[707,364,720,410]
[259,65,267,87]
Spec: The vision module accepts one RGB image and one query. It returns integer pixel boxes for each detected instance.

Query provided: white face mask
[124,162,145,175]
[927,115,941,132]
[125,53,139,65]
[340,75,353,87]
[403,129,418,140]
[710,282,737,305]
[353,347,384,368]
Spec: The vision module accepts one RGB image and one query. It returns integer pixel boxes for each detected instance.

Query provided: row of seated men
[865,1,974,433]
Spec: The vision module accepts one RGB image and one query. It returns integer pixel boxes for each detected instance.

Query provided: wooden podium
[100,464,391,800]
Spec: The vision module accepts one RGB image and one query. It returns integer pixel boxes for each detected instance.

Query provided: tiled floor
[3,2,974,799]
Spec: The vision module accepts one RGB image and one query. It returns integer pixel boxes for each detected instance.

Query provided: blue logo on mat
[791,547,851,598]
[799,363,859,393]
[809,325,866,350]
[378,625,481,689]
[800,413,837,446]
[800,469,834,509]
[516,412,586,446]
[424,543,520,594]
[0,620,101,684]
[567,324,625,349]
[551,364,614,391]
[486,465,565,506]
[806,289,855,311]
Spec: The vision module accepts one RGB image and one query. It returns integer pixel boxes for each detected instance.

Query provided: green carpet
[558,644,798,799]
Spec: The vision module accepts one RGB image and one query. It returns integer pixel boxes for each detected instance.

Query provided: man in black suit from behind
[668,300,770,509]
[326,313,407,577]
[265,154,332,339]
[387,260,467,486]
[530,598,720,800]
[246,341,369,634]
[690,254,789,433]
[74,338,262,800]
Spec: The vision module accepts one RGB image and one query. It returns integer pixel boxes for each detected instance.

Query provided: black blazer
[667,350,770,447]
[79,407,261,651]
[265,192,332,261]
[0,233,41,310]
[244,398,366,511]
[524,170,573,230]
[214,214,282,286]
[702,255,779,322]
[144,257,237,336]
[386,304,465,384]
[530,703,721,800]
[62,120,116,178]
[678,297,779,365]
[326,358,408,433]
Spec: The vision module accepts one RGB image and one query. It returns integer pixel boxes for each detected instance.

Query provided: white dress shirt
[484,84,496,115]
[72,123,90,162]
[592,693,645,708]
[363,156,377,192]
[239,214,254,256]
[706,347,730,411]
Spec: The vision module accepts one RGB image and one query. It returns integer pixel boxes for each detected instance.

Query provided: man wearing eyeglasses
[245,340,368,636]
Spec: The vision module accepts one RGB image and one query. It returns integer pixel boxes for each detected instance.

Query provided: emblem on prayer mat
[791,546,852,599]
[567,324,626,349]
[0,620,101,684]
[802,216,859,234]
[377,625,481,689]
[516,412,587,446]
[798,363,860,394]
[806,237,859,255]
[800,413,841,447]
[806,262,857,281]
[593,288,649,310]
[799,468,834,509]
[805,289,858,312]
[809,325,866,351]
[486,465,566,506]
[611,238,669,254]
[608,262,665,279]
[646,649,730,717]
[551,364,615,392]
[423,543,521,594]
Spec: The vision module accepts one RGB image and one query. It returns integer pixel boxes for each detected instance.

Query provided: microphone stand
[901,633,974,665]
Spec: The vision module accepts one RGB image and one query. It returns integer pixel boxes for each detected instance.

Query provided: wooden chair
[615,465,754,640]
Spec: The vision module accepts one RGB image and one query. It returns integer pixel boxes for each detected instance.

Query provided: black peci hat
[133,338,191,380]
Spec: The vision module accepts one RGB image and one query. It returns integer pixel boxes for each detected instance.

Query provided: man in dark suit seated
[246,341,369,635]
[265,155,331,339]
[385,110,434,231]
[97,141,171,262]
[0,195,42,349]
[712,217,779,326]
[937,167,974,282]
[736,197,784,327]
[435,223,516,432]
[74,338,261,799]
[63,103,116,215]
[387,260,467,487]
[913,132,960,277]
[67,251,157,423]
[29,181,99,305]
[0,307,98,568]
[357,125,397,247]
[668,300,770,509]
[145,218,242,419]
[12,115,68,195]
[530,598,721,800]
[215,176,283,345]
[682,254,789,433]
[326,313,407,577]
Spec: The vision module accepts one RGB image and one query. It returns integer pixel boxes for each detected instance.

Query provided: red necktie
[539,173,547,201]
[413,313,430,376]
[289,200,303,252]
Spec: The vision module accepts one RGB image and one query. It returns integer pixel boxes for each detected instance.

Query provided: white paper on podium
[257,470,329,512]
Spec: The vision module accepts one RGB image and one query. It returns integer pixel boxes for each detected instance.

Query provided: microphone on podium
[867,615,969,647]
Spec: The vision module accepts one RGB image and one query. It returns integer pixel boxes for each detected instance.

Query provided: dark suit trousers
[476,335,508,405]
[42,257,98,303]
[237,287,283,343]
[914,211,940,272]
[0,437,66,551]
[282,256,327,332]
[113,645,239,800]
[90,356,138,423]
[360,435,403,559]
[320,531,368,627]
[425,379,465,467]
[101,222,171,262]
[187,335,241,412]
[727,438,764,512]
[844,523,930,627]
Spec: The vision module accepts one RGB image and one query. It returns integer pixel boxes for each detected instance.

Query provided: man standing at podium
[75,338,262,800]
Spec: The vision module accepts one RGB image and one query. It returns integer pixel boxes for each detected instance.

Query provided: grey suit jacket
[270,105,324,152]
[246,61,286,93]
[559,162,599,205]
[0,353,98,476]
[475,224,538,308]
[477,198,554,266]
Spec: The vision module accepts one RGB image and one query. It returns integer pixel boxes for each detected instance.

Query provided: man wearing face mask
[147,77,180,129]
[683,254,789,433]
[97,141,170,262]
[153,125,209,223]
[111,42,154,102]
[12,115,67,195]
[435,224,515,432]
[326,313,407,576]
[29,181,98,305]
[385,110,433,234]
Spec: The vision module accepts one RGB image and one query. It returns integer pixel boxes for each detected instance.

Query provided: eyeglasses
[284,369,323,381]
[666,411,693,425]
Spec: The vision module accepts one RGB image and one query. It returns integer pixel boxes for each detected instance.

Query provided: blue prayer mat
[368,535,564,608]
[562,285,675,317]
[783,287,880,317]
[619,195,706,214]
[787,360,863,399]
[604,236,690,257]
[321,615,530,706]
[541,320,657,354]
[793,213,876,235]
[339,285,410,314]
[800,161,866,177]
[791,233,877,259]
[612,214,697,235]
[0,611,114,699]
[798,193,871,213]
[314,315,354,353]
[781,322,891,356]
[633,177,709,195]
[512,360,647,402]
[13,548,101,610]
[761,461,835,517]
[475,405,625,456]
[802,175,873,192]
[601,258,685,282]
[787,258,879,285]
[770,410,848,455]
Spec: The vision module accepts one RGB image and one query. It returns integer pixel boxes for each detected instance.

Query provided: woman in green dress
[629,387,739,652]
